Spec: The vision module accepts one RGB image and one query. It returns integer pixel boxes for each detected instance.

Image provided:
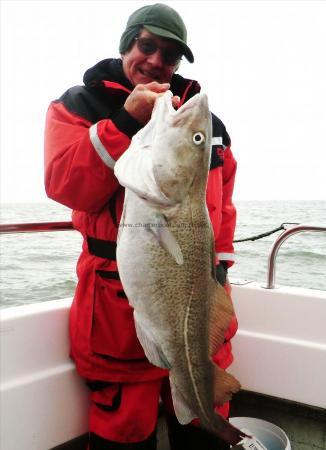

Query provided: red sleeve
[216,146,237,267]
[44,101,132,212]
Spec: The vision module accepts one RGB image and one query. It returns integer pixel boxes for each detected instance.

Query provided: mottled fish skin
[114,92,245,445]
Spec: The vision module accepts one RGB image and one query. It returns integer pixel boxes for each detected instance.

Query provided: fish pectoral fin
[134,313,171,369]
[170,379,197,425]
[213,365,241,406]
[208,281,234,356]
[150,214,184,265]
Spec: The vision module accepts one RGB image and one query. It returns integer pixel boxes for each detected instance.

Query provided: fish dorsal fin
[208,280,234,356]
[213,365,241,406]
[149,213,184,265]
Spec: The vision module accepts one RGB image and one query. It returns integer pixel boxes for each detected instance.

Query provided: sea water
[0,200,325,309]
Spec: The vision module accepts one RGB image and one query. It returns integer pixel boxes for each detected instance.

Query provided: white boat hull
[230,282,326,409]
[0,299,89,450]
[1,283,325,449]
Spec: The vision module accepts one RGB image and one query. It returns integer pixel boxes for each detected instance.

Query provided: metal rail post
[266,224,326,289]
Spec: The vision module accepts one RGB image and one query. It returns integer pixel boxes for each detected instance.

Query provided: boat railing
[1,221,325,290]
[266,224,326,289]
[0,221,74,233]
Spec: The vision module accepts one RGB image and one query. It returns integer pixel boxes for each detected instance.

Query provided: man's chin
[136,71,162,85]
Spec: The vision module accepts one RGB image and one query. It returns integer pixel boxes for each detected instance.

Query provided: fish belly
[117,191,214,409]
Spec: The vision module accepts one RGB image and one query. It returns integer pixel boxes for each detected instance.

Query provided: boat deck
[157,391,326,450]
[53,391,326,450]
[229,391,326,450]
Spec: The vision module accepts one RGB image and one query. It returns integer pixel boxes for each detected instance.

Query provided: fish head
[150,90,212,203]
[114,90,212,208]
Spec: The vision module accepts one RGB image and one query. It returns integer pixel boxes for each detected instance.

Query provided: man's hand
[124,82,180,125]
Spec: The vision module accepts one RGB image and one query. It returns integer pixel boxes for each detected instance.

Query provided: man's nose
[146,49,164,67]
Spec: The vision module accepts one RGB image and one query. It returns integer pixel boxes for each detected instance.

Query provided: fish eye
[193,132,205,145]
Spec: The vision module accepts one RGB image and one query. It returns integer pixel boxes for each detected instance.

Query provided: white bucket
[230,417,291,450]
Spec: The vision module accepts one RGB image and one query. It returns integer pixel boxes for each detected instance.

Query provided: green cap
[119,3,194,63]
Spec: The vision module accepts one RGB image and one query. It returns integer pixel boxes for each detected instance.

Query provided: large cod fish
[114,91,245,445]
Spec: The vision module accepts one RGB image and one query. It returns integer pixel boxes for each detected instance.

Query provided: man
[44,4,237,449]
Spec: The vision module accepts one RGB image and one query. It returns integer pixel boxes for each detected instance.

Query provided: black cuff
[111,107,143,139]
[220,260,229,271]
[215,262,228,286]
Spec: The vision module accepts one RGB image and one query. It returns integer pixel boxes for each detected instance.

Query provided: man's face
[122,29,182,86]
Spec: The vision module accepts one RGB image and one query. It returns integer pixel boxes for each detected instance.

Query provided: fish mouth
[161,91,209,117]
[178,92,209,112]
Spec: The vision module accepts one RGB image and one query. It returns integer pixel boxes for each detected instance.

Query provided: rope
[233,222,299,243]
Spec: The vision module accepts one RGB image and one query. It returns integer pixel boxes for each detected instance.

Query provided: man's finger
[172,95,181,109]
[144,81,170,92]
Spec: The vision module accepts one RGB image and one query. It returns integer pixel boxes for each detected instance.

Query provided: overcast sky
[1,0,325,203]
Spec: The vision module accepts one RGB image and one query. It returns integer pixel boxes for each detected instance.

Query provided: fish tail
[210,416,248,446]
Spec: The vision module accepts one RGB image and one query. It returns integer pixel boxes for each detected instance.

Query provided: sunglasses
[135,37,182,66]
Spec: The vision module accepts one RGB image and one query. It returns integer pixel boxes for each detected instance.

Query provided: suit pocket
[91,272,146,360]
[89,382,122,412]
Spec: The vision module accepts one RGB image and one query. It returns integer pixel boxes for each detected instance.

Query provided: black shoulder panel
[210,113,231,170]
[211,112,231,146]
[170,73,201,101]
[55,85,120,124]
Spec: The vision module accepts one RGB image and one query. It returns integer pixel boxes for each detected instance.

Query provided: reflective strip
[211,136,223,146]
[217,252,235,262]
[89,123,116,169]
